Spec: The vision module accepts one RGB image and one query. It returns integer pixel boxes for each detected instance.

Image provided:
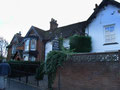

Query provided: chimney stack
[50,18,58,30]
[16,31,21,37]
[94,4,98,10]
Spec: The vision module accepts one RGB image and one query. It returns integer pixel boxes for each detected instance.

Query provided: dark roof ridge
[31,25,45,32]
[56,21,86,28]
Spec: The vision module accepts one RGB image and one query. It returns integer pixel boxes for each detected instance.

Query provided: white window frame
[24,39,30,51]
[30,39,36,51]
[30,56,36,61]
[12,45,16,54]
[23,54,29,61]
[104,24,116,44]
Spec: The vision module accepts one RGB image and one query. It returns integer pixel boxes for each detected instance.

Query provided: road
[6,79,40,90]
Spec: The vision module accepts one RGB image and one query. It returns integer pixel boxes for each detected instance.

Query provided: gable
[11,36,18,44]
[25,27,38,37]
[25,26,45,41]
[89,4,120,27]
[86,0,120,27]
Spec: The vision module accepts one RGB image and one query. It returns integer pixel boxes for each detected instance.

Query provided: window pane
[23,54,29,61]
[25,40,29,51]
[31,39,36,50]
[30,56,36,61]
[104,25,115,43]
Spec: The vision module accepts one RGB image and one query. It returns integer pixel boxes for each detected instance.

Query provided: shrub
[7,61,40,77]
[35,61,45,80]
[70,35,92,52]
[46,51,67,89]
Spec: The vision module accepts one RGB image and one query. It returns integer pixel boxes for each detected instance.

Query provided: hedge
[70,35,92,53]
[7,61,40,77]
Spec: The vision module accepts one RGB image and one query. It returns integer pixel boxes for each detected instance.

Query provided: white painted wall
[63,39,70,49]
[45,41,52,61]
[85,5,120,52]
[45,39,70,60]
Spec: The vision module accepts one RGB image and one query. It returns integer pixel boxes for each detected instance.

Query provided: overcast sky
[0,0,120,43]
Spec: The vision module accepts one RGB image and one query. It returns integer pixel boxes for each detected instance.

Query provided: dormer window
[31,39,36,51]
[24,39,30,51]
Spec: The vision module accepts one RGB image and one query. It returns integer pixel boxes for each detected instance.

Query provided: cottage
[7,32,24,60]
[85,0,120,52]
[7,0,120,61]
[7,19,85,61]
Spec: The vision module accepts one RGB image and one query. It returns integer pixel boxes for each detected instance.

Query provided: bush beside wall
[70,35,92,53]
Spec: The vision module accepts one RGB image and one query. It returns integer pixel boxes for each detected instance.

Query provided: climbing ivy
[46,51,67,89]
[58,37,63,50]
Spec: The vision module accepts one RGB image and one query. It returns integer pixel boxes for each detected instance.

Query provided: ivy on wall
[70,35,92,53]
[46,51,67,89]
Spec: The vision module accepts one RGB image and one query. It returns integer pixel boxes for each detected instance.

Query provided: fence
[10,69,40,86]
[69,51,120,62]
[8,63,40,86]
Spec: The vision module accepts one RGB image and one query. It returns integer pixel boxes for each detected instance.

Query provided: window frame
[30,39,36,51]
[23,54,29,61]
[24,39,30,51]
[12,45,16,54]
[103,24,116,45]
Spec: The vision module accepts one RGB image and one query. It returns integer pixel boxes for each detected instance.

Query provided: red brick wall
[53,61,120,90]
[37,39,45,61]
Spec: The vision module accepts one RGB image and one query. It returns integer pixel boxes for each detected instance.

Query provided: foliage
[58,37,63,50]
[7,61,40,77]
[35,61,45,80]
[70,35,92,53]
[0,37,8,59]
[46,51,67,89]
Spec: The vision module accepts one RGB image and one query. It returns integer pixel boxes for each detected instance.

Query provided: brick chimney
[94,4,98,11]
[50,18,58,30]
[15,31,21,37]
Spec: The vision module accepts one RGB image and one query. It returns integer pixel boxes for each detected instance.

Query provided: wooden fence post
[26,73,28,84]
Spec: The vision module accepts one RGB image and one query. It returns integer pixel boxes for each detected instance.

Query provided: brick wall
[53,61,120,90]
[37,39,45,61]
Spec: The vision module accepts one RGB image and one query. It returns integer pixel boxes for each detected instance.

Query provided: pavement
[6,79,40,90]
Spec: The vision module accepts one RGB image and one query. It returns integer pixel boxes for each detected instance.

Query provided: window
[24,39,30,51]
[23,54,29,61]
[31,39,36,50]
[12,45,16,54]
[30,56,36,61]
[104,25,115,43]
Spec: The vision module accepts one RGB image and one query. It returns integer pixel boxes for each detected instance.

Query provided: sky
[0,0,120,43]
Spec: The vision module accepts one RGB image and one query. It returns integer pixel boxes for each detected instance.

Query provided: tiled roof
[32,26,46,40]
[18,37,24,43]
[32,21,86,41]
[45,21,86,40]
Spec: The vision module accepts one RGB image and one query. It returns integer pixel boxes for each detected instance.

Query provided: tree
[0,37,8,60]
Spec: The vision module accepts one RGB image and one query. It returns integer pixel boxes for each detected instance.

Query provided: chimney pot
[50,18,58,30]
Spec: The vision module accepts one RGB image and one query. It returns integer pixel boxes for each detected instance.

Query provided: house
[7,19,85,61]
[85,0,120,52]
[7,32,24,60]
[7,0,120,61]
